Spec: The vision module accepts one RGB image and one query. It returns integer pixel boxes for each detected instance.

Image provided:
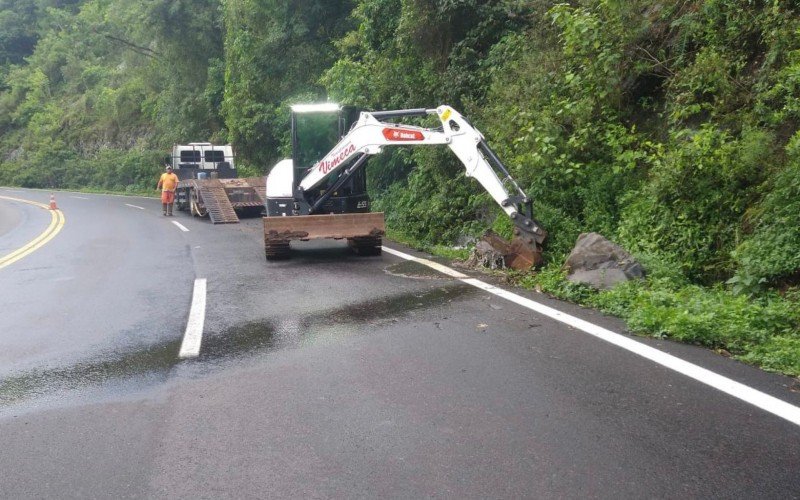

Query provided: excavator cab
[290,104,368,214]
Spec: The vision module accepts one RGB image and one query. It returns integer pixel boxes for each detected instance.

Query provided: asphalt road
[0,188,798,499]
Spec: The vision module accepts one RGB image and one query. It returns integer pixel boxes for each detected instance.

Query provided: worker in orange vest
[157,164,179,216]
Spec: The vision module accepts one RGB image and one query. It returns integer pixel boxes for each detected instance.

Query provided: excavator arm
[293,105,546,267]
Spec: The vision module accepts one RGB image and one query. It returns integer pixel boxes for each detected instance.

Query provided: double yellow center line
[0,195,66,270]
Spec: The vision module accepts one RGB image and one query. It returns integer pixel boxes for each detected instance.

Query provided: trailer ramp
[198,180,239,224]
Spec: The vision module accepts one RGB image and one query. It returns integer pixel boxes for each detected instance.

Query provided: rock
[466,238,506,270]
[564,232,644,290]
[455,234,478,248]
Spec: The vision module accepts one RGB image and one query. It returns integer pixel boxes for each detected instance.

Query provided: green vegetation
[1,0,798,375]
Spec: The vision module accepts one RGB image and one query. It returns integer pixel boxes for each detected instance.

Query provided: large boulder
[564,233,644,289]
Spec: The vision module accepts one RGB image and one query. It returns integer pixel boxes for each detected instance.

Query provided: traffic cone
[49,194,57,210]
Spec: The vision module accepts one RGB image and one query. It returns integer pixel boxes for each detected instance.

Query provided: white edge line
[172,220,190,232]
[382,246,468,278]
[179,278,207,358]
[381,245,800,428]
[71,196,89,200]
[125,203,146,210]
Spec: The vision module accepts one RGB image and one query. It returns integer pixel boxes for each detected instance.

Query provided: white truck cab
[170,143,235,180]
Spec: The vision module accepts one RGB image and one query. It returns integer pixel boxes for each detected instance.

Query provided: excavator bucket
[506,237,544,270]
[263,212,385,259]
[479,230,544,271]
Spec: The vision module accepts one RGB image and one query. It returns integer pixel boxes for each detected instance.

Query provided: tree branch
[636,45,675,76]
[103,34,162,59]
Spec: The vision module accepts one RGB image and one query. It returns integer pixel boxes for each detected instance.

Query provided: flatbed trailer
[170,143,266,223]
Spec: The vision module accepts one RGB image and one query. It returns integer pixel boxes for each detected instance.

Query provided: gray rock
[564,233,644,290]
[467,239,506,270]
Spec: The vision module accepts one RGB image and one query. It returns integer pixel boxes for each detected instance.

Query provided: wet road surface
[0,188,799,498]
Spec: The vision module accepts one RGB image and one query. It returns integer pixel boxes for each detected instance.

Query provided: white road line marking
[125,203,146,210]
[179,278,207,358]
[382,246,468,278]
[70,196,89,200]
[382,245,800,428]
[172,221,190,232]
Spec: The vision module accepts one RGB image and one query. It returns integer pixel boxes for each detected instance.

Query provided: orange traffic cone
[49,194,57,210]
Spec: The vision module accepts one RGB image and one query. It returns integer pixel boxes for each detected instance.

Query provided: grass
[385,228,471,260]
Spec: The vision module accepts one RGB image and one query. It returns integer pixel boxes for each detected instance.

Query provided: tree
[221,0,355,168]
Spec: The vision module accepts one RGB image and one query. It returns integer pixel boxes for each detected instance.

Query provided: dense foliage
[1,0,798,374]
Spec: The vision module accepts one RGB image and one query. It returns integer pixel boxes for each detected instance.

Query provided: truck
[262,104,547,270]
[169,142,266,224]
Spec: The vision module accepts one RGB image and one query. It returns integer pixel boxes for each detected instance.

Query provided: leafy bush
[617,126,771,283]
[374,149,487,245]
[731,132,800,292]
[0,147,163,192]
